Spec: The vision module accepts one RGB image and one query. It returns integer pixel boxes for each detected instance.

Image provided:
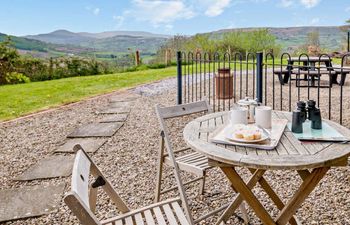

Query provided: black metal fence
[176,51,350,127]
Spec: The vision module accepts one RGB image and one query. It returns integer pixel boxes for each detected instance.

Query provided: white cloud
[93,8,100,15]
[122,0,235,30]
[345,6,350,12]
[204,0,231,17]
[300,0,320,8]
[310,17,319,25]
[280,0,294,8]
[125,0,195,26]
[165,24,174,31]
[86,6,100,16]
[113,16,124,28]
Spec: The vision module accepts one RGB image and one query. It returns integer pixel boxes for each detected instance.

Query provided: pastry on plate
[231,124,263,140]
[234,131,244,139]
[243,131,255,140]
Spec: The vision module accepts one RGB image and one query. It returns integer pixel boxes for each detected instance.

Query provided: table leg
[221,167,276,225]
[276,167,329,225]
[248,169,300,225]
[216,169,266,224]
[283,72,290,84]
[297,170,310,181]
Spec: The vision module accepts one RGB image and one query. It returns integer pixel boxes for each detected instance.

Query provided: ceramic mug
[230,107,248,125]
[255,106,272,129]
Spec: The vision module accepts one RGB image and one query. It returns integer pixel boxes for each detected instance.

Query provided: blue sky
[0,0,350,36]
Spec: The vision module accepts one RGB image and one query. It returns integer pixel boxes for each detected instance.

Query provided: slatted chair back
[64,145,129,225]
[156,100,212,120]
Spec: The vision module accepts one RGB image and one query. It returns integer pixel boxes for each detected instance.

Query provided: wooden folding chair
[64,144,194,225]
[154,101,213,202]
[155,101,248,224]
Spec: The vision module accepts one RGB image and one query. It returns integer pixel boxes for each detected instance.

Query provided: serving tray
[287,121,348,142]
[209,119,288,150]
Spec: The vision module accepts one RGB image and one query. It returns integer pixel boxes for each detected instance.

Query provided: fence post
[347,31,349,53]
[177,51,183,105]
[256,52,263,103]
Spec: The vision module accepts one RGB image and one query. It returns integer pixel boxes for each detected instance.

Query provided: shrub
[147,63,166,69]
[0,38,20,84]
[5,72,30,84]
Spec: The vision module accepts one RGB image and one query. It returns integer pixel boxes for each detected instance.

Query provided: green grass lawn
[0,66,177,121]
[1,57,342,121]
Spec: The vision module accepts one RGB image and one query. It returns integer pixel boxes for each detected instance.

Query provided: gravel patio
[0,77,349,225]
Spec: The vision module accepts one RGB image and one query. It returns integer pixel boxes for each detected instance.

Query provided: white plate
[224,126,270,143]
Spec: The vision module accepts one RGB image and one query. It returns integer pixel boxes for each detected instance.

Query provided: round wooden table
[183,111,350,225]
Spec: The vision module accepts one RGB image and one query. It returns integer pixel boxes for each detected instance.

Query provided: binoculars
[292,100,322,133]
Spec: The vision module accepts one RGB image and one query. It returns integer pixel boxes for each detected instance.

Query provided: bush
[5,72,30,84]
[155,29,281,59]
[147,63,166,69]
[0,38,20,84]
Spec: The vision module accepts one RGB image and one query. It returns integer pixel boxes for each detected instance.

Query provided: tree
[307,31,320,47]
[0,37,20,84]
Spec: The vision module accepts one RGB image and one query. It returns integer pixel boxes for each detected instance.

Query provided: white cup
[255,106,272,129]
[230,107,248,125]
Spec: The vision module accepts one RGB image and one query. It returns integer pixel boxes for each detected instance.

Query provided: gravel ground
[0,77,350,225]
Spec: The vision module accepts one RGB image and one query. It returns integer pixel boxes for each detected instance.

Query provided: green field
[0,66,177,121]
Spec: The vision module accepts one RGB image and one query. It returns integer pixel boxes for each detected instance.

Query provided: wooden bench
[333,67,350,86]
[294,69,336,87]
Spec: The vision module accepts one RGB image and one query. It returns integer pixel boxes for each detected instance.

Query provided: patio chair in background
[64,145,194,225]
[155,101,248,224]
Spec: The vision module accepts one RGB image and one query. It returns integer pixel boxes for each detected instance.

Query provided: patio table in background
[275,57,340,87]
[183,111,350,225]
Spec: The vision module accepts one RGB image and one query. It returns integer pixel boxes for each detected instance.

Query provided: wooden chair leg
[198,171,206,195]
[154,137,165,203]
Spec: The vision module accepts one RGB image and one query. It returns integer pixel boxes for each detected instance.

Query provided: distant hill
[209,26,349,51]
[79,35,169,53]
[0,33,94,58]
[23,29,170,55]
[25,29,95,45]
[0,33,52,52]
[78,31,170,39]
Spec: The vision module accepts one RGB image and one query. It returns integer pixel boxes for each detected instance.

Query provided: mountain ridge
[24,29,170,45]
[207,25,348,50]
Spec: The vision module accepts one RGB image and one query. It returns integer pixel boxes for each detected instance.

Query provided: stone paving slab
[14,155,74,181]
[109,94,139,103]
[99,114,128,123]
[0,183,65,222]
[67,122,124,138]
[54,138,107,153]
[109,102,132,108]
[98,107,131,114]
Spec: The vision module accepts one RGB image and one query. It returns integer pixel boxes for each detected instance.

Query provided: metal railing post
[256,52,263,103]
[177,51,183,105]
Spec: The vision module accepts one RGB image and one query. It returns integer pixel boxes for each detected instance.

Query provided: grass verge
[0,66,176,121]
